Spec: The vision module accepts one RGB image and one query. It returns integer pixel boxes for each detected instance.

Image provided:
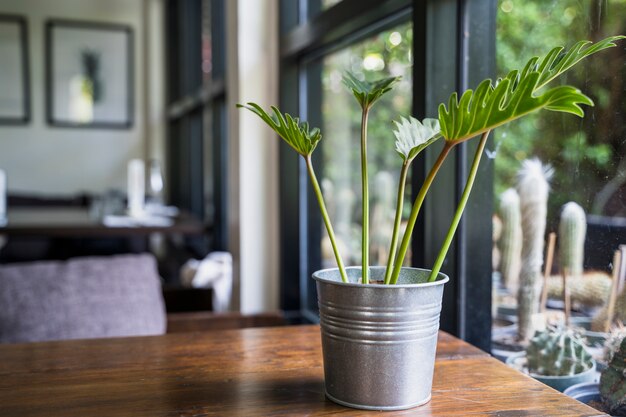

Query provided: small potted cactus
[565,333,626,415]
[507,326,596,392]
[600,336,626,415]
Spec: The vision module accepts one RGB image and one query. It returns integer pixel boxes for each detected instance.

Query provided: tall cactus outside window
[517,159,552,341]
[498,188,522,293]
[558,202,587,277]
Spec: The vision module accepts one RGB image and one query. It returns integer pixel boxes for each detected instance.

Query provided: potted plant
[565,332,626,415]
[507,326,596,392]
[238,36,624,411]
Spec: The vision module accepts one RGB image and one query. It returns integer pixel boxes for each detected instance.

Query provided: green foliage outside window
[495,0,626,220]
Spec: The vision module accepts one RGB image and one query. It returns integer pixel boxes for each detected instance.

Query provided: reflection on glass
[492,1,626,335]
[319,23,413,268]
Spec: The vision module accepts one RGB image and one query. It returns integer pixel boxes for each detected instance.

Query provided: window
[495,0,625,224]
[279,0,495,349]
[166,0,227,254]
[492,1,626,339]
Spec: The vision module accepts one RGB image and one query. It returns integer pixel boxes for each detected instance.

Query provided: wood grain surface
[0,325,606,416]
[0,207,205,237]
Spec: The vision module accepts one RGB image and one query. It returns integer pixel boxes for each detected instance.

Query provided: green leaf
[438,36,625,144]
[439,74,593,143]
[535,35,625,90]
[342,72,401,109]
[392,116,441,162]
[237,103,321,156]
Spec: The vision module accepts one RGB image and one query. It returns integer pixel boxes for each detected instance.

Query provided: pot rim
[312,266,449,289]
[563,381,599,396]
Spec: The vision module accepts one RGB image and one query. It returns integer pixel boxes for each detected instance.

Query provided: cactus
[546,271,611,307]
[493,214,502,272]
[498,188,522,293]
[517,159,552,340]
[600,336,626,415]
[526,326,593,376]
[558,202,587,277]
[603,323,626,364]
[593,288,626,331]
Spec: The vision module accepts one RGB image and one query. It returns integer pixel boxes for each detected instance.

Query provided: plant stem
[428,130,491,282]
[383,160,410,284]
[360,108,370,284]
[389,142,454,284]
[305,155,348,283]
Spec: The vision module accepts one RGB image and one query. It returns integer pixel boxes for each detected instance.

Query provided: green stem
[360,108,370,284]
[428,130,491,282]
[305,155,348,283]
[383,160,410,284]
[389,142,454,284]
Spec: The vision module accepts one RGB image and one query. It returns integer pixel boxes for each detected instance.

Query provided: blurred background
[0,0,624,350]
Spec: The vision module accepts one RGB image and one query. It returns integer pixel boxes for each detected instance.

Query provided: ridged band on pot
[313,266,449,411]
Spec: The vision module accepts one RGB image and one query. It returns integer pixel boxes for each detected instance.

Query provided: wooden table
[0,207,205,237]
[0,325,605,416]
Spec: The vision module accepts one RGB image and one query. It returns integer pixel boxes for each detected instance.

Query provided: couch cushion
[0,254,166,343]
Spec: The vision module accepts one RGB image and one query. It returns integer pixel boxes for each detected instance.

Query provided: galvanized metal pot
[313,266,449,411]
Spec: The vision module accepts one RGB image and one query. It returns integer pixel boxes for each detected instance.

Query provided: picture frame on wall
[0,15,30,125]
[46,19,133,129]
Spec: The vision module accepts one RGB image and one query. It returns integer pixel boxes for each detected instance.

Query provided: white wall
[227,0,280,313]
[0,0,159,196]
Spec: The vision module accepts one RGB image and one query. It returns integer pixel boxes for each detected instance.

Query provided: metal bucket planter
[313,266,449,411]
[506,352,597,392]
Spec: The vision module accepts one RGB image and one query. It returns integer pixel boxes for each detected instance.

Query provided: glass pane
[317,22,413,269]
[492,1,626,343]
[202,0,225,82]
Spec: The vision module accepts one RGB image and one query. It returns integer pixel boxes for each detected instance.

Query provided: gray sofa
[0,253,166,343]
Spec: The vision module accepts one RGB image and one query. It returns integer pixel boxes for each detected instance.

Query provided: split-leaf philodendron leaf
[342,72,401,110]
[393,117,441,162]
[438,35,625,144]
[237,103,321,156]
[534,37,625,90]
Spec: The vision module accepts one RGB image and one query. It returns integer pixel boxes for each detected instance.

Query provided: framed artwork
[0,15,30,124]
[46,19,133,129]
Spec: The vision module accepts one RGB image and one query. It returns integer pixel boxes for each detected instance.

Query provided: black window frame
[279,0,495,350]
[165,0,228,253]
